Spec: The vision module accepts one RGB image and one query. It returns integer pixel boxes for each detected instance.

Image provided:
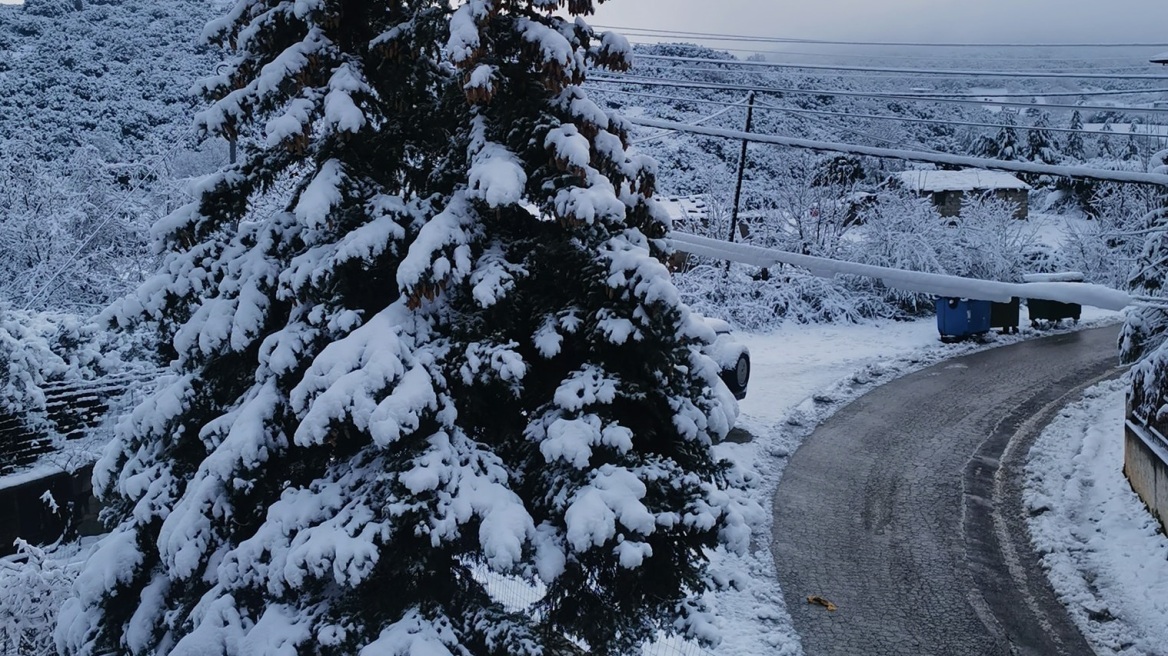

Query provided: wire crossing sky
[586,1,1168,47]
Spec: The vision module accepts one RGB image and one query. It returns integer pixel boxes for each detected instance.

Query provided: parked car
[702,317,750,400]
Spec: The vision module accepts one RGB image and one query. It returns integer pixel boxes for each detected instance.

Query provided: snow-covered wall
[1125,420,1168,532]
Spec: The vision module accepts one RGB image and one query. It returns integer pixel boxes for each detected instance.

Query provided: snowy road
[771,325,1124,656]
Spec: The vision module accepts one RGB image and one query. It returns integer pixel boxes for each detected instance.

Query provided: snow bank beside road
[1025,379,1168,656]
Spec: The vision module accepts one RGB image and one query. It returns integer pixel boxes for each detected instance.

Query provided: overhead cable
[596,25,1168,49]
[628,116,1168,187]
[624,64,1168,95]
[586,86,1163,138]
[589,74,1168,116]
[631,53,1168,81]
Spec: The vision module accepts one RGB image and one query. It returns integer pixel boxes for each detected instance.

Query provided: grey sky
[588,1,1168,45]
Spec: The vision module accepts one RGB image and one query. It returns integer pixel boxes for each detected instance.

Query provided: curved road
[772,325,1124,656]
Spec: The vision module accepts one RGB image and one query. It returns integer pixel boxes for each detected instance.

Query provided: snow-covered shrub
[758,153,865,258]
[0,306,110,430]
[953,193,1039,282]
[0,147,156,312]
[844,190,1037,313]
[673,189,1041,329]
[1063,182,1167,288]
[845,192,967,314]
[0,539,83,656]
[676,262,887,330]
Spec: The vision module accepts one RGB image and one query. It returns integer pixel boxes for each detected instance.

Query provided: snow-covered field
[1025,379,1168,656]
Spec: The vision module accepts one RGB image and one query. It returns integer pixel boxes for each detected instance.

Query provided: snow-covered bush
[0,540,82,656]
[758,153,865,258]
[845,192,967,313]
[676,263,886,330]
[674,189,1039,329]
[0,148,156,311]
[953,193,1039,282]
[1063,182,1167,288]
[0,306,110,429]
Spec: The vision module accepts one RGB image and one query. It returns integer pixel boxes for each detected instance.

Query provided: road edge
[962,337,1125,654]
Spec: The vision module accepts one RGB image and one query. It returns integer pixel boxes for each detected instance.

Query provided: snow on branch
[672,232,1133,311]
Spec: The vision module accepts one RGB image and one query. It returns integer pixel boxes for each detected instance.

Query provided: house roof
[655,195,710,224]
[893,169,1031,193]
[1151,51,1168,64]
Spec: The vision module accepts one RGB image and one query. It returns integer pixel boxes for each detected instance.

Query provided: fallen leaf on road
[806,595,838,611]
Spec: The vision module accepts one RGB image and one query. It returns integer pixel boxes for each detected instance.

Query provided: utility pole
[728,91,755,244]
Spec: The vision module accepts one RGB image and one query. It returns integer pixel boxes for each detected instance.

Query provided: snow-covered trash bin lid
[1022,272,1085,283]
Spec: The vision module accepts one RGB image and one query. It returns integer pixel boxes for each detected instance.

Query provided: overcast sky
[2,0,1165,46]
[587,0,1168,45]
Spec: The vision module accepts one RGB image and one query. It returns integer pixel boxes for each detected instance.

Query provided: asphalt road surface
[772,325,1125,656]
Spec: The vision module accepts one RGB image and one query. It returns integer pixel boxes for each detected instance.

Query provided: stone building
[893,169,1031,220]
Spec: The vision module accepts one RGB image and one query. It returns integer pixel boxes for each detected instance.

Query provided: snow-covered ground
[1025,379,1168,656]
[0,306,1144,656]
[646,305,1125,656]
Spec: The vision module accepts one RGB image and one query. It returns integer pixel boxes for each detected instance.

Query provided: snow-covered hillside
[0,0,228,311]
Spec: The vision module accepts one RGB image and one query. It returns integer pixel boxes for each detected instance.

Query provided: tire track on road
[772,326,1122,655]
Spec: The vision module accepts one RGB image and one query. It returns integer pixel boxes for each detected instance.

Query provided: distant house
[655,195,713,271]
[1150,51,1168,65]
[655,195,712,233]
[892,169,1031,220]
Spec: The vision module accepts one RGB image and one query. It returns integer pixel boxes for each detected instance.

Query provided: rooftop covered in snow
[893,169,1032,193]
[1151,51,1168,65]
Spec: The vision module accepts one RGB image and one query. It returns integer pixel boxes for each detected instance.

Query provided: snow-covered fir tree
[1025,112,1059,165]
[1063,110,1086,162]
[1098,119,1116,159]
[994,113,1022,160]
[1122,121,1142,161]
[1120,206,1168,432]
[971,113,1021,160]
[56,2,755,655]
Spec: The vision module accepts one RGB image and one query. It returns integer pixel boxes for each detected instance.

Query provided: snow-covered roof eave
[1150,51,1168,65]
[893,169,1032,193]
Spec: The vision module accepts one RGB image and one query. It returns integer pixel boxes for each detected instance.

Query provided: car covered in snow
[702,317,750,400]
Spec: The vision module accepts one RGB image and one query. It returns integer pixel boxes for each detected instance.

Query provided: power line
[631,96,748,144]
[628,116,1168,187]
[597,25,1168,49]
[587,85,1155,138]
[589,74,1168,116]
[629,44,1148,65]
[788,111,914,148]
[751,100,1145,137]
[627,41,1151,65]
[631,53,1168,81]
[624,64,1168,96]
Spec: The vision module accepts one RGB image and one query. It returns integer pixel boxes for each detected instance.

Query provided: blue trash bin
[936,297,992,342]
